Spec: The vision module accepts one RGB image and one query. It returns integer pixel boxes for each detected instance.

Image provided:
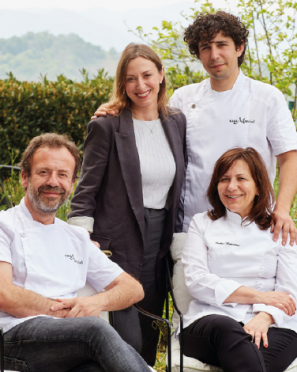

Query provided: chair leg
[0,327,4,372]
[134,304,171,372]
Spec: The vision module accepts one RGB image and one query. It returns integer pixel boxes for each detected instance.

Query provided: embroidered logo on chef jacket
[215,242,240,246]
[229,117,255,124]
[65,254,83,264]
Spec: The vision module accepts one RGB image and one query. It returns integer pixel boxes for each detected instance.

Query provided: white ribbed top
[133,118,176,209]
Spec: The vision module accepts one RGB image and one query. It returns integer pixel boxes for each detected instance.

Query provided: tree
[132,0,297,121]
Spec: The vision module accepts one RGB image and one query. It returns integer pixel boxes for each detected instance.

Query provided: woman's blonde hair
[107,43,169,117]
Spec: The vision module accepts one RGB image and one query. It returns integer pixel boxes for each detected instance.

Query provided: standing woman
[68,43,186,366]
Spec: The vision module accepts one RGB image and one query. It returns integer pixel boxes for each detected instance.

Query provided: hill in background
[0,32,120,81]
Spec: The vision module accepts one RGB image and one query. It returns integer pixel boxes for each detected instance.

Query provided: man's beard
[27,181,70,215]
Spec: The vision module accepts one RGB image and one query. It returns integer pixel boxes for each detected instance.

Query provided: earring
[160,80,163,84]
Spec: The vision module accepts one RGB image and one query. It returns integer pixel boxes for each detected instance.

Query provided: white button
[21,233,26,237]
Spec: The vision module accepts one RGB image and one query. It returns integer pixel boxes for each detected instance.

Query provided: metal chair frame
[165,257,184,372]
[0,165,21,208]
[0,327,4,372]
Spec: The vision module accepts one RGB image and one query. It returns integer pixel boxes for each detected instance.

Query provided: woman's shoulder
[87,114,120,129]
[164,107,187,132]
[86,113,124,138]
[189,211,212,232]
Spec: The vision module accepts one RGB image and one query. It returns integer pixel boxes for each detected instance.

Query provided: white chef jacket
[177,210,297,336]
[0,198,123,333]
[170,71,297,232]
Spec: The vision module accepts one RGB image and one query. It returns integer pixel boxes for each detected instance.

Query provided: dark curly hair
[207,147,275,230]
[184,11,249,67]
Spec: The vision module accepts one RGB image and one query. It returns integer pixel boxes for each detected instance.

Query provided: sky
[0,0,186,11]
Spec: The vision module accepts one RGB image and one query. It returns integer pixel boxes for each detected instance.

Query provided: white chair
[169,232,297,372]
[1,282,157,372]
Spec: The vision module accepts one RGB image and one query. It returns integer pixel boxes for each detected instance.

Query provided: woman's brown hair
[207,147,275,230]
[106,43,169,117]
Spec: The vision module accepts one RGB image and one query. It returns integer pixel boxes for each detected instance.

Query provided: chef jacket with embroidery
[176,210,297,336]
[0,198,123,333]
[170,71,297,232]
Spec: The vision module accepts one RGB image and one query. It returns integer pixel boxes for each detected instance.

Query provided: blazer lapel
[115,109,145,240]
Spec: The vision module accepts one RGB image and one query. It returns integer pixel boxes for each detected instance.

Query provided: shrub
[0,69,114,165]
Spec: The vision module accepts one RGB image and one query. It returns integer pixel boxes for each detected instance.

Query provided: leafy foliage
[0,70,113,165]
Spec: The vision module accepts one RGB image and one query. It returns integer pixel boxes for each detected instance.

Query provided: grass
[0,166,296,371]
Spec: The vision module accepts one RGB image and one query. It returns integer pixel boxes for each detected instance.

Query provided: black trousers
[111,208,167,366]
[183,314,297,372]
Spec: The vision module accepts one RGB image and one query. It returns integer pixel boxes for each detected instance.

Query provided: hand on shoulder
[91,103,119,120]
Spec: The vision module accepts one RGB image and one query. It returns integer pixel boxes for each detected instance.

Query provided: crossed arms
[0,261,144,319]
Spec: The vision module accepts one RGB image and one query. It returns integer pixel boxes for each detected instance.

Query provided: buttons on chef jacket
[21,233,26,237]
[192,104,196,109]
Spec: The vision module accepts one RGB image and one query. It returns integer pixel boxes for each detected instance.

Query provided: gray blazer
[69,108,187,292]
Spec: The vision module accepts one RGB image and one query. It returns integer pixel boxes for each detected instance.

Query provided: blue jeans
[4,316,151,372]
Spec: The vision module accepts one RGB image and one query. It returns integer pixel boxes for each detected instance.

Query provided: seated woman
[180,147,297,372]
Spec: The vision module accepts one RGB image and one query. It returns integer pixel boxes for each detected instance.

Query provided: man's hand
[51,273,144,318]
[271,207,297,246]
[262,291,296,315]
[51,297,102,318]
[244,312,274,348]
[91,103,119,120]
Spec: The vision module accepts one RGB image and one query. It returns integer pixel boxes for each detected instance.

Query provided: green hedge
[0,69,114,164]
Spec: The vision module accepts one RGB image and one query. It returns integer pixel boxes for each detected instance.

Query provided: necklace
[133,115,159,133]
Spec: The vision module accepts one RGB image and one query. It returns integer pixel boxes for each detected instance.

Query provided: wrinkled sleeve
[86,238,123,293]
[253,240,297,326]
[266,88,297,156]
[169,89,183,111]
[182,214,241,306]
[0,217,12,264]
[68,118,112,232]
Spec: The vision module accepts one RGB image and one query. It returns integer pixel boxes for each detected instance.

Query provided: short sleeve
[169,89,183,111]
[0,216,13,264]
[266,88,297,156]
[86,241,123,293]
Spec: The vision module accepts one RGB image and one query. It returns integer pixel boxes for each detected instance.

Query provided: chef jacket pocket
[90,234,112,257]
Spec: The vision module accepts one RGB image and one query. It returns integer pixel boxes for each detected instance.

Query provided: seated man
[0,133,151,372]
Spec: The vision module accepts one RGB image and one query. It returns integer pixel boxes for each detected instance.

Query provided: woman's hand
[262,291,296,316]
[91,104,119,120]
[244,312,274,348]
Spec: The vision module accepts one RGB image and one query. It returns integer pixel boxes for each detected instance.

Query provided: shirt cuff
[215,281,242,306]
[252,304,289,326]
[67,216,94,233]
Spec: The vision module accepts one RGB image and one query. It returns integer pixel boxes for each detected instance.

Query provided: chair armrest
[134,304,172,372]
